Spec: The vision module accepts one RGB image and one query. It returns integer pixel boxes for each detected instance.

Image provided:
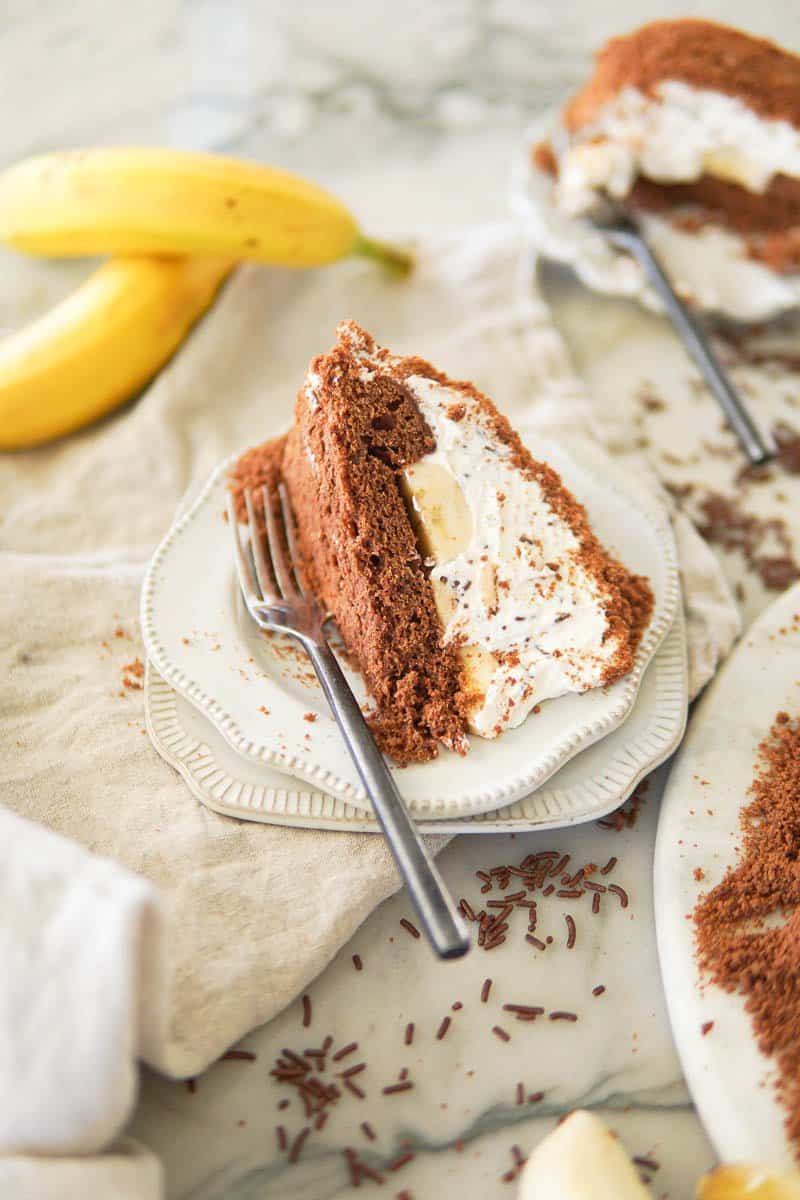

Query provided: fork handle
[614,229,775,468]
[305,640,470,960]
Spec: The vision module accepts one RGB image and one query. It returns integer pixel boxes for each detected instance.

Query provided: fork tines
[228,484,313,635]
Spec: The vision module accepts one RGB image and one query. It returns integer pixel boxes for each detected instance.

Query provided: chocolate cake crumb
[121,657,145,691]
[531,140,558,176]
[695,492,800,591]
[597,780,648,831]
[774,422,800,474]
[636,383,667,413]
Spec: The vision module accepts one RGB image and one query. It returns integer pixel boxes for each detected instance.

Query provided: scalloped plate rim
[145,600,687,832]
[141,432,679,816]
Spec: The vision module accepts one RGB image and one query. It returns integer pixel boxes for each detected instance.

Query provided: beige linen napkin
[0,223,738,1194]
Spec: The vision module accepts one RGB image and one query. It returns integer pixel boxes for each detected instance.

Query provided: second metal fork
[229,483,470,960]
[590,205,775,468]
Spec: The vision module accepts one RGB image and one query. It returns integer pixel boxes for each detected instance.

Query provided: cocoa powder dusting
[774,423,800,475]
[565,21,800,133]
[597,779,648,831]
[531,140,557,177]
[695,492,800,592]
[695,713,800,1153]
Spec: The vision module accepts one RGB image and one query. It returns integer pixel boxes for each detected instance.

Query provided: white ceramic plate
[141,428,679,817]
[144,598,686,833]
[511,113,800,323]
[655,580,800,1168]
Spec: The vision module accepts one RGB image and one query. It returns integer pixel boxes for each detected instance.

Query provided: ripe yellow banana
[0,255,231,450]
[0,148,411,272]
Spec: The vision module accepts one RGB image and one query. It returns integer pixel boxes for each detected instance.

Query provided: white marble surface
[129,769,712,1198]
[5,2,800,1196]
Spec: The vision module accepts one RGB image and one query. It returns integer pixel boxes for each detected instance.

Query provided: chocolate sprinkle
[288,1127,310,1164]
[333,1042,359,1062]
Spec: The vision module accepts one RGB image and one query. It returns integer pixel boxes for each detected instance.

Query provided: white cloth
[0,223,739,1195]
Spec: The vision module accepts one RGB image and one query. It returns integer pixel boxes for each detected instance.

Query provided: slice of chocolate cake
[536,20,800,273]
[231,323,653,765]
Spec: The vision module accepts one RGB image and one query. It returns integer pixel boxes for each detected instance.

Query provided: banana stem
[353,232,414,276]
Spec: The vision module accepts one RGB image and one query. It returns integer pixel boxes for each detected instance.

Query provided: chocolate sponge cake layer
[280,326,470,764]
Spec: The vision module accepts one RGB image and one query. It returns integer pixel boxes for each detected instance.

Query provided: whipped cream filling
[400,375,618,738]
[522,139,800,320]
[556,81,800,216]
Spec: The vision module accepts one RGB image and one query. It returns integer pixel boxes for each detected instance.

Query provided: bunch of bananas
[0,148,412,449]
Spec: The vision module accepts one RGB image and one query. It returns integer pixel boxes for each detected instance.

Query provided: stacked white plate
[141,428,687,834]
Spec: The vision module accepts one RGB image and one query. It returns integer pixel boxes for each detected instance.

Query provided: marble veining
[5,1,800,1194]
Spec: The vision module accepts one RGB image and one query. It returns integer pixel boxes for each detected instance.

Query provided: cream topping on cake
[326,322,637,740]
[399,376,622,737]
[555,82,800,215]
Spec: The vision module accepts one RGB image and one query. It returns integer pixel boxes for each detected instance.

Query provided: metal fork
[589,206,775,468]
[228,484,470,960]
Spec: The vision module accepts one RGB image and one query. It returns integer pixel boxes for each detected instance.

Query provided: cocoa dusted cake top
[532,20,800,277]
[564,20,800,133]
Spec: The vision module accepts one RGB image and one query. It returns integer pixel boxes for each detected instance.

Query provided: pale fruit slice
[703,147,760,189]
[401,460,496,725]
[402,460,473,562]
[697,1165,800,1199]
[517,1110,650,1200]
